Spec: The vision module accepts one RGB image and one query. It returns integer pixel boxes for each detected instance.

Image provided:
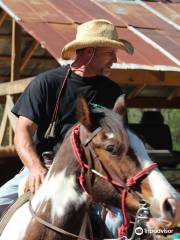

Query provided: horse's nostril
[163,198,176,219]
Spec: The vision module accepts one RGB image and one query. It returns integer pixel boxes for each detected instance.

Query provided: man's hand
[14,116,48,193]
[28,165,47,193]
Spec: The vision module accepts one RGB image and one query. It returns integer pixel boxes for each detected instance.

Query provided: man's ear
[113,94,126,116]
[76,96,93,131]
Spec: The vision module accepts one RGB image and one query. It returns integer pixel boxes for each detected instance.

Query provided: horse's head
[76,95,180,231]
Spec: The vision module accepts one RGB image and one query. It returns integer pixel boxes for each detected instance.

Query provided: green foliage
[161,109,180,151]
[128,108,142,123]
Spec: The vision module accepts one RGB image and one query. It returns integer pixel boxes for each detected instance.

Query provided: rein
[71,124,157,237]
[29,200,90,240]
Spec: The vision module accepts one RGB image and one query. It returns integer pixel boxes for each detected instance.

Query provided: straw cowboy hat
[61,19,134,60]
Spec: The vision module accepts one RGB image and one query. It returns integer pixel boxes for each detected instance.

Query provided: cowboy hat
[61,19,134,60]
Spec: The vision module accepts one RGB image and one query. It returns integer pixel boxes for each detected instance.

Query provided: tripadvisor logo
[135,226,174,236]
[135,226,144,236]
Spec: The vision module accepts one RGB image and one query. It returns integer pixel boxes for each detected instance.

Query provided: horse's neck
[30,137,89,233]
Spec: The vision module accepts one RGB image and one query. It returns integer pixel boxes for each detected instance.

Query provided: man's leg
[0,167,29,217]
[91,204,123,238]
[105,206,123,237]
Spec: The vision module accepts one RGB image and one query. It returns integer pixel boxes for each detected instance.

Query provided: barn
[0,0,179,189]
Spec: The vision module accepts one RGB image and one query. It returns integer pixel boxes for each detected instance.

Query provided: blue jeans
[105,206,123,237]
[0,167,29,217]
[92,204,123,237]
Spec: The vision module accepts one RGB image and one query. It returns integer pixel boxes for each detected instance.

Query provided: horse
[0,95,180,240]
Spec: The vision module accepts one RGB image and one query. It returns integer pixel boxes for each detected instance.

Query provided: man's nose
[112,53,117,63]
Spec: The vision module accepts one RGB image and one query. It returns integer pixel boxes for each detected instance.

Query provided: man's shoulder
[34,65,69,85]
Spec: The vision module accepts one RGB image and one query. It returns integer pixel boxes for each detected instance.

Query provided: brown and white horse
[0,96,180,240]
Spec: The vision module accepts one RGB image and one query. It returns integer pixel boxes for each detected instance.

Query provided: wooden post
[9,19,22,145]
[11,19,21,82]
[0,102,8,145]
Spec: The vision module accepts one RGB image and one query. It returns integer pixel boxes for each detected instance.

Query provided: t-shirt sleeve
[12,74,47,124]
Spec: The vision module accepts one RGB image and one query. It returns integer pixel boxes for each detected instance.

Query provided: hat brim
[61,37,134,60]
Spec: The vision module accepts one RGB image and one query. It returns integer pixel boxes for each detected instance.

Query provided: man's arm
[14,116,47,193]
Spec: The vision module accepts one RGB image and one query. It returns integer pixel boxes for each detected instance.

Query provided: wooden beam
[0,55,10,61]
[110,69,180,87]
[0,102,8,145]
[167,87,180,100]
[0,55,57,64]
[11,19,21,81]
[20,41,39,72]
[0,11,7,27]
[127,84,146,99]
[0,34,32,40]
[0,76,10,82]
[6,95,17,132]
[0,145,17,157]
[0,77,33,96]
[127,97,180,109]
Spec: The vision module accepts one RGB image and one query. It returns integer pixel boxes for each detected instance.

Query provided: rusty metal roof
[0,0,179,70]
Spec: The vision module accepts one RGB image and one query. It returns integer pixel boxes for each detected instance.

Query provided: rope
[0,191,32,235]
[70,124,158,238]
[70,125,88,193]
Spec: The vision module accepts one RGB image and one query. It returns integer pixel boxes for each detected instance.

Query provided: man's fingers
[28,176,35,193]
[34,177,41,193]
[34,171,47,193]
[40,170,47,183]
[27,168,47,193]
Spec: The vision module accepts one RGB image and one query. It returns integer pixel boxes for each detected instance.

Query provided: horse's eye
[106,145,119,155]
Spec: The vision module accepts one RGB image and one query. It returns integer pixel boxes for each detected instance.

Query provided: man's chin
[101,69,112,77]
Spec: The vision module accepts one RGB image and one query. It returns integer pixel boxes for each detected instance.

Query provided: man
[0,19,145,236]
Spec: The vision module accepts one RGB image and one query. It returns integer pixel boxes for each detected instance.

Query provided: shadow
[0,156,22,187]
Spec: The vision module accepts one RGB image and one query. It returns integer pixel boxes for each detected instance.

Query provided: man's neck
[70,61,96,77]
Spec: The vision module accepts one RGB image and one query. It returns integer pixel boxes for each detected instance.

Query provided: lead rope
[44,67,71,139]
[70,124,88,193]
[118,163,158,238]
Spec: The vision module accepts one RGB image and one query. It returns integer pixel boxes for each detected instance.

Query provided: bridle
[70,124,157,237]
[29,124,157,240]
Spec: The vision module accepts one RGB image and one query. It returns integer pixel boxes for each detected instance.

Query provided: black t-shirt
[12,65,122,155]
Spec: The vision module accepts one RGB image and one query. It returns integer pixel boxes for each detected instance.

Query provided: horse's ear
[113,94,126,116]
[76,96,93,131]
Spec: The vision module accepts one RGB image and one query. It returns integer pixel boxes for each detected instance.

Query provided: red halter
[70,124,157,237]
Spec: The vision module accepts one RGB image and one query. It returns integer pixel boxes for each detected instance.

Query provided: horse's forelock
[92,107,126,143]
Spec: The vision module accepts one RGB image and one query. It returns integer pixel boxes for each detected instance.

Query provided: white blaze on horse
[0,95,179,240]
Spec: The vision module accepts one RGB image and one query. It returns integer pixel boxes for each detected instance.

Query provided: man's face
[91,47,118,76]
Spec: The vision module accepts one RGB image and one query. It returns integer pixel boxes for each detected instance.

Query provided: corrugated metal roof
[147,2,180,25]
[95,0,174,30]
[0,0,179,70]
